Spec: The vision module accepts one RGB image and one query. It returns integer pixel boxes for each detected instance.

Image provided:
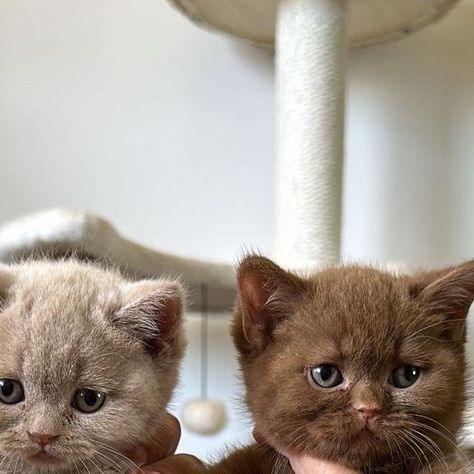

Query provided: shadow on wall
[233,41,274,77]
[345,1,474,267]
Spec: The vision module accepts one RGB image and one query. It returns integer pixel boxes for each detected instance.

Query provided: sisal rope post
[274,0,347,270]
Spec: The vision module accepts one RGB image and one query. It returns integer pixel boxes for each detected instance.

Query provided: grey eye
[310,365,344,388]
[73,389,106,413]
[0,379,24,405]
[390,365,421,389]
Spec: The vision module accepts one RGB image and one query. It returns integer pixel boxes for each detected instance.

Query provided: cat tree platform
[168,0,459,48]
[168,0,460,270]
[0,209,234,310]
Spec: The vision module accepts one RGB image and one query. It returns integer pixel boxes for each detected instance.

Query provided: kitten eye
[73,389,106,413]
[310,365,344,389]
[0,379,25,405]
[390,365,421,389]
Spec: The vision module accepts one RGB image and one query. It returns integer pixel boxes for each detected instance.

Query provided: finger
[289,455,360,474]
[128,414,181,466]
[143,454,206,474]
[252,427,267,446]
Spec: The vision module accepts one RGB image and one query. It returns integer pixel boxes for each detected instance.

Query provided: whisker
[407,318,467,340]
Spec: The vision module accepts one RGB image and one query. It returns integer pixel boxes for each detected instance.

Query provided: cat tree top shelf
[167,0,459,48]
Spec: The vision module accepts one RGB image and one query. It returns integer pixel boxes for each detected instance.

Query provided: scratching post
[275,0,346,268]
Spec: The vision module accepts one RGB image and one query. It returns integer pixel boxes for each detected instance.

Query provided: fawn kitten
[209,256,474,474]
[0,260,186,473]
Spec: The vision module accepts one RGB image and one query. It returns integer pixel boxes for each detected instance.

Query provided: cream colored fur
[0,260,186,473]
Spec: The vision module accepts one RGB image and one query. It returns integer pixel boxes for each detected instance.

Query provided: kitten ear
[416,260,474,342]
[115,280,185,353]
[0,264,15,305]
[237,255,307,348]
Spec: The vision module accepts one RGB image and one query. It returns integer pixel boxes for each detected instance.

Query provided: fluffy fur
[0,260,186,473]
[208,256,474,474]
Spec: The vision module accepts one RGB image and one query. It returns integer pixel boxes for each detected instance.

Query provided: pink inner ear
[239,271,274,346]
[155,295,182,346]
[236,255,306,347]
[240,273,269,317]
[421,261,474,318]
[416,261,474,343]
[117,282,184,353]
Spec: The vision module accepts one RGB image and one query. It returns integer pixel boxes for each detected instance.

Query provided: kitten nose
[29,432,59,447]
[358,408,378,420]
[354,403,380,421]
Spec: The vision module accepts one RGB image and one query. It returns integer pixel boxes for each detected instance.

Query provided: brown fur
[208,256,474,474]
[0,260,186,473]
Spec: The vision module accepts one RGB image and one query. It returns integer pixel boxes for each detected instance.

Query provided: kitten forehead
[13,260,122,307]
[298,267,406,332]
[23,318,125,396]
[0,260,181,389]
[277,266,437,368]
[0,262,129,390]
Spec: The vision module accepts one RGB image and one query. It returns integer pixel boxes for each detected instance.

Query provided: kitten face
[0,261,185,473]
[234,257,474,471]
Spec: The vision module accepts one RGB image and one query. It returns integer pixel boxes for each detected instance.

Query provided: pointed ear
[0,264,15,307]
[114,280,185,354]
[237,255,307,349]
[416,260,474,342]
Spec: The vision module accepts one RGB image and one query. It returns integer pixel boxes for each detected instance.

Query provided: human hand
[288,454,360,474]
[254,428,359,474]
[128,413,205,474]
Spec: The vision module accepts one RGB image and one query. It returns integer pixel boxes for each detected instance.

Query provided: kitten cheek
[129,447,148,466]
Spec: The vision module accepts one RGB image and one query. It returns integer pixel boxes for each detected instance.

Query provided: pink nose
[29,432,59,447]
[358,407,379,421]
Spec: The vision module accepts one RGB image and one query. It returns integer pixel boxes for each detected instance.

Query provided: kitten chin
[206,256,474,474]
[0,259,186,473]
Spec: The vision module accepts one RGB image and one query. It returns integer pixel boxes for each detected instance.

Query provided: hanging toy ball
[182,398,228,436]
[183,284,228,436]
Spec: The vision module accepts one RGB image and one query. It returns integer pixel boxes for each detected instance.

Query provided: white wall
[175,314,253,460]
[0,0,275,264]
[345,5,474,267]
[1,0,474,461]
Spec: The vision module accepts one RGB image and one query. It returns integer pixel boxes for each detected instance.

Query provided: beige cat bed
[167,0,460,270]
[0,209,234,310]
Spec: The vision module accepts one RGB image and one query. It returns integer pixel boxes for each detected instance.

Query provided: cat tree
[0,0,460,306]
[167,0,460,269]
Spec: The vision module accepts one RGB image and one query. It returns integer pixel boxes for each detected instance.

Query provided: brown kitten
[0,260,186,473]
[207,256,474,474]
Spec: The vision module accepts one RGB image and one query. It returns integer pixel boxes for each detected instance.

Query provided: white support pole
[274,0,347,270]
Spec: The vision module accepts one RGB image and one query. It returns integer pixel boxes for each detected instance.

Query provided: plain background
[1,0,474,460]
